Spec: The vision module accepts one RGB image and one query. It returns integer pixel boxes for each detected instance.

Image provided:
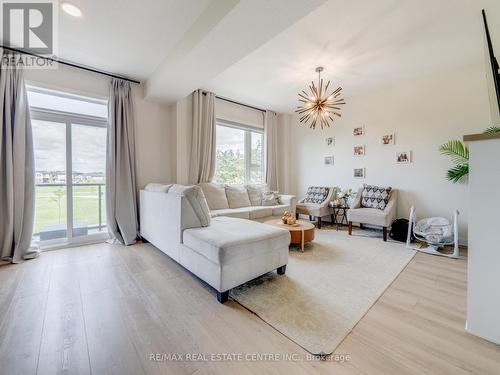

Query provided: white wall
[289,63,491,243]
[24,65,175,190]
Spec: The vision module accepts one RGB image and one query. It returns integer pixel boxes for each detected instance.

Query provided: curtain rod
[212,94,266,113]
[1,45,141,85]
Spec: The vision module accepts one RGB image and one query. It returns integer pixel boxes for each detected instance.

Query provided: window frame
[214,119,265,185]
[28,86,109,249]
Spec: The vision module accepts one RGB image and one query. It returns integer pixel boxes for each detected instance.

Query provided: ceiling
[205,0,500,113]
[8,0,500,112]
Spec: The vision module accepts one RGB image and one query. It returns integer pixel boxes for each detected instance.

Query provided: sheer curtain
[264,110,278,191]
[0,50,36,262]
[106,79,138,245]
[189,90,216,184]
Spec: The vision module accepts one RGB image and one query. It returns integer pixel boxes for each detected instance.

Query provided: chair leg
[359,223,364,229]
[277,265,287,275]
[383,227,388,242]
[348,221,353,235]
[296,213,299,219]
[309,215,313,221]
[217,290,229,304]
[317,217,322,229]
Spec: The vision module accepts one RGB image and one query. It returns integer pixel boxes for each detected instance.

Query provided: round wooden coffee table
[264,219,315,252]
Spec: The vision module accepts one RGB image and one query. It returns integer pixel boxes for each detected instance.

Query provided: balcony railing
[34,183,106,237]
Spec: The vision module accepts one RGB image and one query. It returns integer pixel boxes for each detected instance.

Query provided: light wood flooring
[0,238,499,375]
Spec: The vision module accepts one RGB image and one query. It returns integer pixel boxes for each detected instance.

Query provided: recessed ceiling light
[61,2,82,17]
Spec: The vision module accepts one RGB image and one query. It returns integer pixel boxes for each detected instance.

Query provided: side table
[329,203,349,230]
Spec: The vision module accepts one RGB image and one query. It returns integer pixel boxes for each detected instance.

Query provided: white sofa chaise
[140,184,290,303]
[198,183,296,221]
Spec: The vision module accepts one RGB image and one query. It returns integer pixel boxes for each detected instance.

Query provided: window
[28,86,108,246]
[214,121,264,185]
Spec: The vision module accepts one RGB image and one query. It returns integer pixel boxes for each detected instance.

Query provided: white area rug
[231,229,416,355]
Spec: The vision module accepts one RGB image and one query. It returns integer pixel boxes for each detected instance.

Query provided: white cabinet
[465,133,500,345]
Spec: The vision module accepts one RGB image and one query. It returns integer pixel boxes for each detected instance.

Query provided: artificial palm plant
[439,126,500,183]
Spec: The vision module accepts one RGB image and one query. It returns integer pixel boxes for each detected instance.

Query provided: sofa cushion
[225,185,251,208]
[246,184,268,206]
[169,184,211,228]
[144,183,172,193]
[361,184,392,210]
[272,204,290,216]
[198,182,229,210]
[183,216,290,265]
[304,186,330,204]
[248,207,273,219]
[211,207,251,220]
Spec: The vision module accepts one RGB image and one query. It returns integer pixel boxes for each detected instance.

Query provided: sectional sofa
[139,183,292,303]
[198,182,297,221]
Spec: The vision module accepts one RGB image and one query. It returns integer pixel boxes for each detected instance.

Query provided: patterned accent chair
[347,185,398,241]
[296,186,335,229]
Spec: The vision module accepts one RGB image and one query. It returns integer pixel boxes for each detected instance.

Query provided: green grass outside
[34,185,106,233]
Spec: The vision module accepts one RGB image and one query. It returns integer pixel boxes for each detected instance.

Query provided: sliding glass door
[29,87,108,247]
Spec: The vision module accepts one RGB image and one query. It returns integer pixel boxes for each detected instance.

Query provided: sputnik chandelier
[296,66,345,129]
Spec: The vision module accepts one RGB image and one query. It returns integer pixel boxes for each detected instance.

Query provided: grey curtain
[189,90,216,184]
[0,50,36,263]
[106,79,138,245]
[264,110,279,191]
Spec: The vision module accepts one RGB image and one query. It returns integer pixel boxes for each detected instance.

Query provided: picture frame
[326,137,334,146]
[353,168,365,178]
[381,133,395,145]
[353,145,365,156]
[396,151,411,164]
[353,126,365,136]
[324,155,334,166]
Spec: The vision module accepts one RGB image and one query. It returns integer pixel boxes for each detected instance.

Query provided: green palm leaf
[439,140,469,165]
[447,164,469,183]
[483,126,500,134]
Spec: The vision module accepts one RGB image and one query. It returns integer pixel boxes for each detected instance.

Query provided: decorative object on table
[353,145,365,156]
[324,155,334,166]
[338,188,354,207]
[326,136,334,146]
[281,211,297,225]
[295,66,346,130]
[439,126,500,183]
[353,168,365,178]
[353,126,364,136]
[381,133,395,145]
[396,150,411,163]
[406,206,460,258]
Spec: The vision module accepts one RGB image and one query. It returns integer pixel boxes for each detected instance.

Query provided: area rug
[230,228,416,355]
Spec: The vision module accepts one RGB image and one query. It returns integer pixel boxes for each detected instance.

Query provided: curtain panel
[0,50,36,262]
[264,110,279,191]
[106,79,138,245]
[189,90,216,184]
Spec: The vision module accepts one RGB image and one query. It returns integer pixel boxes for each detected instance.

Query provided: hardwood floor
[0,241,499,375]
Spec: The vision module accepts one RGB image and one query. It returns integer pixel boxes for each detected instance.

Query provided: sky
[29,89,107,175]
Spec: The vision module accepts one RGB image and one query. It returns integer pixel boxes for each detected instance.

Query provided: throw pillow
[361,184,392,210]
[303,186,329,204]
[246,184,269,206]
[198,182,229,210]
[225,185,252,208]
[262,192,279,206]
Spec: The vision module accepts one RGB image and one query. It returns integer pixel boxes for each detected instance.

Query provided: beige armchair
[347,188,398,241]
[296,186,335,229]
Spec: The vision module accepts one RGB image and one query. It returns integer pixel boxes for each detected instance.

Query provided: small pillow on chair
[361,184,392,210]
[303,186,329,204]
